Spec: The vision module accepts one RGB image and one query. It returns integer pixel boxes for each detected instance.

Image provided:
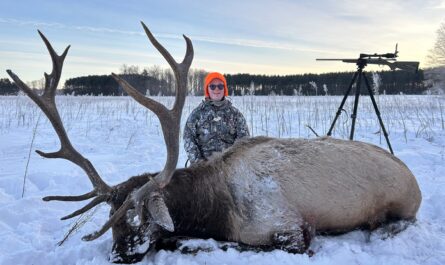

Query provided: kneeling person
[183,72,250,164]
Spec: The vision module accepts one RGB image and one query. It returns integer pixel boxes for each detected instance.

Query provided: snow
[1,95,444,265]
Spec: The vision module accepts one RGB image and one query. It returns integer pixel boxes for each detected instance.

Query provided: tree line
[0,78,19,95]
[62,66,208,96]
[0,68,427,96]
[225,70,425,96]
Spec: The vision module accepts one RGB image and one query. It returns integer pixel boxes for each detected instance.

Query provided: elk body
[7,23,421,264]
[123,136,421,259]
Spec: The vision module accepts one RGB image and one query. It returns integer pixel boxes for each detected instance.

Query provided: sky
[0,0,444,84]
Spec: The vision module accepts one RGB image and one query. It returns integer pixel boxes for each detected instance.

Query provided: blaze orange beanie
[204,72,229,98]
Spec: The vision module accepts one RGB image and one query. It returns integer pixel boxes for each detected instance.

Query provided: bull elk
[7,22,422,263]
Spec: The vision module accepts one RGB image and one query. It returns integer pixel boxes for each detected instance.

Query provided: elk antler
[81,22,194,241]
[113,22,192,187]
[8,24,193,242]
[6,31,112,220]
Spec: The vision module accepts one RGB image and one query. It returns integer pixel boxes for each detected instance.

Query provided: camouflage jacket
[183,99,250,163]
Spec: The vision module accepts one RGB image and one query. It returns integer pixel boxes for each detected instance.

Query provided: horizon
[1,0,444,85]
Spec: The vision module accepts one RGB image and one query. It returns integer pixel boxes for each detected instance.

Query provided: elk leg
[371,219,415,240]
[272,223,313,254]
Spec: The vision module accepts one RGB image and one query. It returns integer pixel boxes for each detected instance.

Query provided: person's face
[208,79,225,101]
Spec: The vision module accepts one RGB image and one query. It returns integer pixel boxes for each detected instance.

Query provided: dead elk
[7,23,421,263]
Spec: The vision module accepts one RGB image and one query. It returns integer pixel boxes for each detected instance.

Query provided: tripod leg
[363,74,394,154]
[327,71,359,136]
[349,69,363,140]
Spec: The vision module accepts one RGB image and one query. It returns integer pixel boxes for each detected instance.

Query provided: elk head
[7,22,193,263]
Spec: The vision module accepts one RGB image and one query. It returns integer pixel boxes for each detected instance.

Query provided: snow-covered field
[0,95,444,265]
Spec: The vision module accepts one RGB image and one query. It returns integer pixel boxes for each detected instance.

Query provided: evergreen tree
[0,78,19,95]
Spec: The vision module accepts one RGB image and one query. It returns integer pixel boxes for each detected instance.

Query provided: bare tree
[145,65,162,79]
[120,64,140,75]
[427,22,445,67]
[185,68,207,96]
[26,78,45,92]
[425,21,445,94]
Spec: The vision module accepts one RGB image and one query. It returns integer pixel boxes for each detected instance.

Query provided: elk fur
[121,136,421,259]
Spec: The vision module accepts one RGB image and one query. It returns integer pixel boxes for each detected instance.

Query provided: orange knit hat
[204,72,229,98]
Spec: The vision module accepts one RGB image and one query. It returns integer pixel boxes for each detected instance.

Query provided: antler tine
[172,34,193,117]
[140,22,177,71]
[82,199,133,241]
[140,22,193,118]
[180,35,194,68]
[60,195,108,220]
[6,31,111,195]
[37,30,70,99]
[43,190,96,201]
[111,73,168,117]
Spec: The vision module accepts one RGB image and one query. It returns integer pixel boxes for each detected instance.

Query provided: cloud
[431,0,445,8]
[0,17,142,35]
[191,35,346,55]
[0,17,64,28]
[0,17,345,56]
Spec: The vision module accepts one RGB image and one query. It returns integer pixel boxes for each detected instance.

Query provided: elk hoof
[272,226,312,254]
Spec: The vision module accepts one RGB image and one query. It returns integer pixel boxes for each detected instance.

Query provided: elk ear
[147,192,174,232]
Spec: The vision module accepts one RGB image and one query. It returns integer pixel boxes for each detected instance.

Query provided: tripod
[327,59,394,154]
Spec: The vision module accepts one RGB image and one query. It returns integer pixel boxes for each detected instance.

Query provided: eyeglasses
[209,84,225,90]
